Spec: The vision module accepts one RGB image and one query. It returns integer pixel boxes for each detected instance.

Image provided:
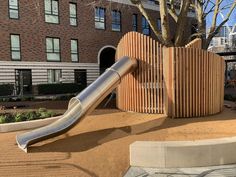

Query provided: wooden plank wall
[116,32,224,118]
[164,47,225,118]
[116,32,164,114]
[185,38,202,49]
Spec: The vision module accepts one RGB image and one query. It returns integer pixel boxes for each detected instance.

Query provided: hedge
[0,84,14,96]
[0,108,57,124]
[37,83,85,95]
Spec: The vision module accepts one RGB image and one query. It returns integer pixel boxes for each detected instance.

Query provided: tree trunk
[159,0,173,46]
[174,0,191,46]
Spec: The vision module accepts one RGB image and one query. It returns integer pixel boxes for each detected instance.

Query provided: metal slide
[16,56,137,152]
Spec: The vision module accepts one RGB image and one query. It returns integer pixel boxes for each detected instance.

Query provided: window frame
[132,14,138,31]
[45,37,61,62]
[71,39,79,62]
[69,2,77,26]
[44,0,59,24]
[157,18,161,31]
[142,16,150,36]
[8,0,19,19]
[95,7,106,30]
[111,10,121,32]
[10,34,21,61]
[47,69,62,83]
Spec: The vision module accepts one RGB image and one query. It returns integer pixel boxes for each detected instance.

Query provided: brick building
[0,0,195,95]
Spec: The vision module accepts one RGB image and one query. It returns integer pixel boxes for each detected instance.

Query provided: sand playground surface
[0,103,236,177]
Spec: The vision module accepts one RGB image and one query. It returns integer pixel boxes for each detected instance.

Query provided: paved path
[124,165,236,177]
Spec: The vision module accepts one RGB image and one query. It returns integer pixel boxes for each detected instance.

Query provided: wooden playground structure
[116,32,225,118]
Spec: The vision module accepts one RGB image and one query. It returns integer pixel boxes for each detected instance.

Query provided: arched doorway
[98,46,116,75]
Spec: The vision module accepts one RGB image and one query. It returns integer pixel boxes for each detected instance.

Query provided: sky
[206,0,236,28]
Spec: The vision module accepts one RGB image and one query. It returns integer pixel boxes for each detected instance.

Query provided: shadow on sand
[29,108,236,153]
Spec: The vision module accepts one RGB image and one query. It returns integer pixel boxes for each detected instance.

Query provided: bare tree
[130,0,236,49]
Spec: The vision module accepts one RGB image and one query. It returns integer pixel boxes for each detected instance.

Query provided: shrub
[25,111,39,121]
[224,94,236,102]
[0,108,58,124]
[14,113,27,122]
[0,84,14,96]
[37,108,55,118]
[37,83,85,95]
[0,114,15,124]
[0,115,7,124]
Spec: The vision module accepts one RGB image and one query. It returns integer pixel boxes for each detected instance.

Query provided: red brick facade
[0,0,196,95]
[0,0,180,63]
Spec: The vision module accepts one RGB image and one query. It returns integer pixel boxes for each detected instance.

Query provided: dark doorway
[99,47,116,75]
[15,69,32,95]
[74,69,87,88]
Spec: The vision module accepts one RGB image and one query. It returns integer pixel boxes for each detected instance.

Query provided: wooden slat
[116,32,224,118]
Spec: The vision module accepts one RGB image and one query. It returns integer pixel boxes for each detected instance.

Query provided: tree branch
[130,0,165,44]
[204,1,236,48]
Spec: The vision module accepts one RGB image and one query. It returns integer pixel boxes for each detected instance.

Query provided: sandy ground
[0,103,236,176]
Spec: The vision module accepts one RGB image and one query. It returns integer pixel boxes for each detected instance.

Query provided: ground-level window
[95,7,105,29]
[142,16,150,36]
[44,0,59,24]
[10,34,21,60]
[74,69,87,86]
[47,69,61,83]
[46,37,60,61]
[9,0,19,19]
[71,39,78,62]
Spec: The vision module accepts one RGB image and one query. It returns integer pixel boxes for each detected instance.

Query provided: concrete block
[130,137,236,168]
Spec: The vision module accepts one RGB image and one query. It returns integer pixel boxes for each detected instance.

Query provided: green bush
[0,115,7,124]
[224,94,236,101]
[0,84,14,96]
[0,108,57,124]
[0,114,14,123]
[37,83,85,95]
[14,113,27,122]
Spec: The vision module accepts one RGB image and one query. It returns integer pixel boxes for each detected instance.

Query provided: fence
[164,47,225,118]
[116,32,164,114]
[116,32,224,118]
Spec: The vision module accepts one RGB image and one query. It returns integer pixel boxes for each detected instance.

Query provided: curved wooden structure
[116,32,164,114]
[164,47,224,118]
[116,32,224,118]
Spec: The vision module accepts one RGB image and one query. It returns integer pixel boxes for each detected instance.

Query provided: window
[95,7,105,29]
[71,39,78,62]
[148,0,156,4]
[47,69,61,83]
[142,16,150,36]
[112,10,121,32]
[10,34,21,60]
[132,14,138,31]
[44,0,59,24]
[46,37,60,61]
[157,18,161,31]
[9,0,19,19]
[69,3,77,26]
[221,38,224,45]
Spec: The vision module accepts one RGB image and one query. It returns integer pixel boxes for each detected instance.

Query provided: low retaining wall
[130,138,236,168]
[0,116,60,132]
